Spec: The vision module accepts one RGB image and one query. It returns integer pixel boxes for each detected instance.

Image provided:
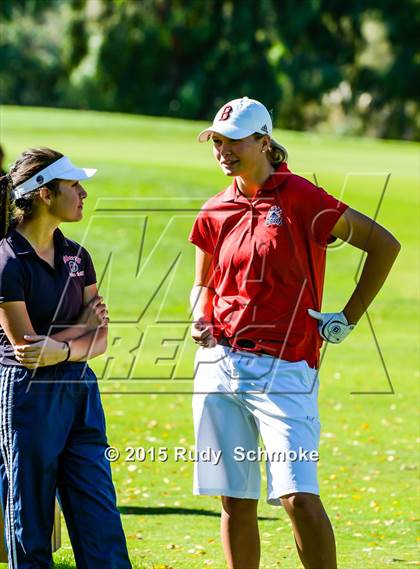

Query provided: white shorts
[192,344,321,505]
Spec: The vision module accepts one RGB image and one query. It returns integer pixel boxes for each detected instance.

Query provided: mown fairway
[1,106,418,568]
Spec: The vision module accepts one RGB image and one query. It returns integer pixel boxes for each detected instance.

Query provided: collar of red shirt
[221,162,291,202]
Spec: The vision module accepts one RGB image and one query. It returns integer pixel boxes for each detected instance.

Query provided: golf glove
[308,309,355,344]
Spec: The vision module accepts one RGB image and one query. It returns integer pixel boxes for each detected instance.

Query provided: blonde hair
[253,134,288,167]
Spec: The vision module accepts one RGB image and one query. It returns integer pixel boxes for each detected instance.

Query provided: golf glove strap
[307,309,355,344]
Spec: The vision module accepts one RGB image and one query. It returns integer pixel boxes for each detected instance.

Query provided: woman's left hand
[307,309,355,343]
[14,335,69,369]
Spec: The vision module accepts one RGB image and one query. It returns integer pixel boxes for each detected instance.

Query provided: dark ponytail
[0,174,13,239]
[1,147,63,239]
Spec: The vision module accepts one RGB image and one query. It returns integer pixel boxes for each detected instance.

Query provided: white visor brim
[13,156,97,199]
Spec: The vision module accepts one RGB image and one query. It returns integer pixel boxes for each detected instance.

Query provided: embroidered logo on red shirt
[265,205,283,226]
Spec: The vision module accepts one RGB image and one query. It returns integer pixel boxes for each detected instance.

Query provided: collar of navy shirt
[7,228,70,257]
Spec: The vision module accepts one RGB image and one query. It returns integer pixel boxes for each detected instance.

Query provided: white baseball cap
[198,97,273,142]
[13,156,97,199]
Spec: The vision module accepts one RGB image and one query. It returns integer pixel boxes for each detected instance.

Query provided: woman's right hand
[77,295,109,331]
[191,316,217,348]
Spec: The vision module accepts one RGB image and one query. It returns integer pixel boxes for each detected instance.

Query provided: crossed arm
[0,283,109,369]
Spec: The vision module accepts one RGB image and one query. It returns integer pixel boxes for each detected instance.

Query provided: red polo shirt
[189,163,348,368]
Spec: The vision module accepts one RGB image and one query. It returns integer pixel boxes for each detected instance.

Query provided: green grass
[1,105,419,568]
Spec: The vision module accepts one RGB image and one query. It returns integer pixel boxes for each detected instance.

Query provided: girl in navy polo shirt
[189,97,400,569]
[0,148,131,568]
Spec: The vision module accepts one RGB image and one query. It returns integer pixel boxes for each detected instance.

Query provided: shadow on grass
[119,505,277,521]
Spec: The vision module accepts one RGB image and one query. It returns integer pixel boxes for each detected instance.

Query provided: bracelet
[62,341,71,362]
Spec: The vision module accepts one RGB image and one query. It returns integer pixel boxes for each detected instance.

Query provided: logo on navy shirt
[63,255,85,277]
[69,261,79,273]
[265,205,283,226]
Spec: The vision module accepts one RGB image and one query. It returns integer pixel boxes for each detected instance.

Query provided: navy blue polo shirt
[0,228,96,365]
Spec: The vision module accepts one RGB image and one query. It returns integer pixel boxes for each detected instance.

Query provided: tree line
[1,0,418,139]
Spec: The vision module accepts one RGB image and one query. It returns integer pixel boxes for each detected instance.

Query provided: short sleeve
[0,257,25,303]
[188,210,217,255]
[296,180,349,246]
[82,248,97,286]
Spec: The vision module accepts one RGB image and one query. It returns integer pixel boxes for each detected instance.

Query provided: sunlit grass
[1,105,418,568]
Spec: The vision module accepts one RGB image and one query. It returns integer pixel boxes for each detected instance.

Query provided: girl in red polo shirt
[189,97,400,569]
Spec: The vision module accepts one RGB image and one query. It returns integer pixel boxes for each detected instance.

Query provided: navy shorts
[0,362,131,569]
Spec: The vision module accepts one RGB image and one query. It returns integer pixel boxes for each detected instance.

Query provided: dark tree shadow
[119,505,277,521]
